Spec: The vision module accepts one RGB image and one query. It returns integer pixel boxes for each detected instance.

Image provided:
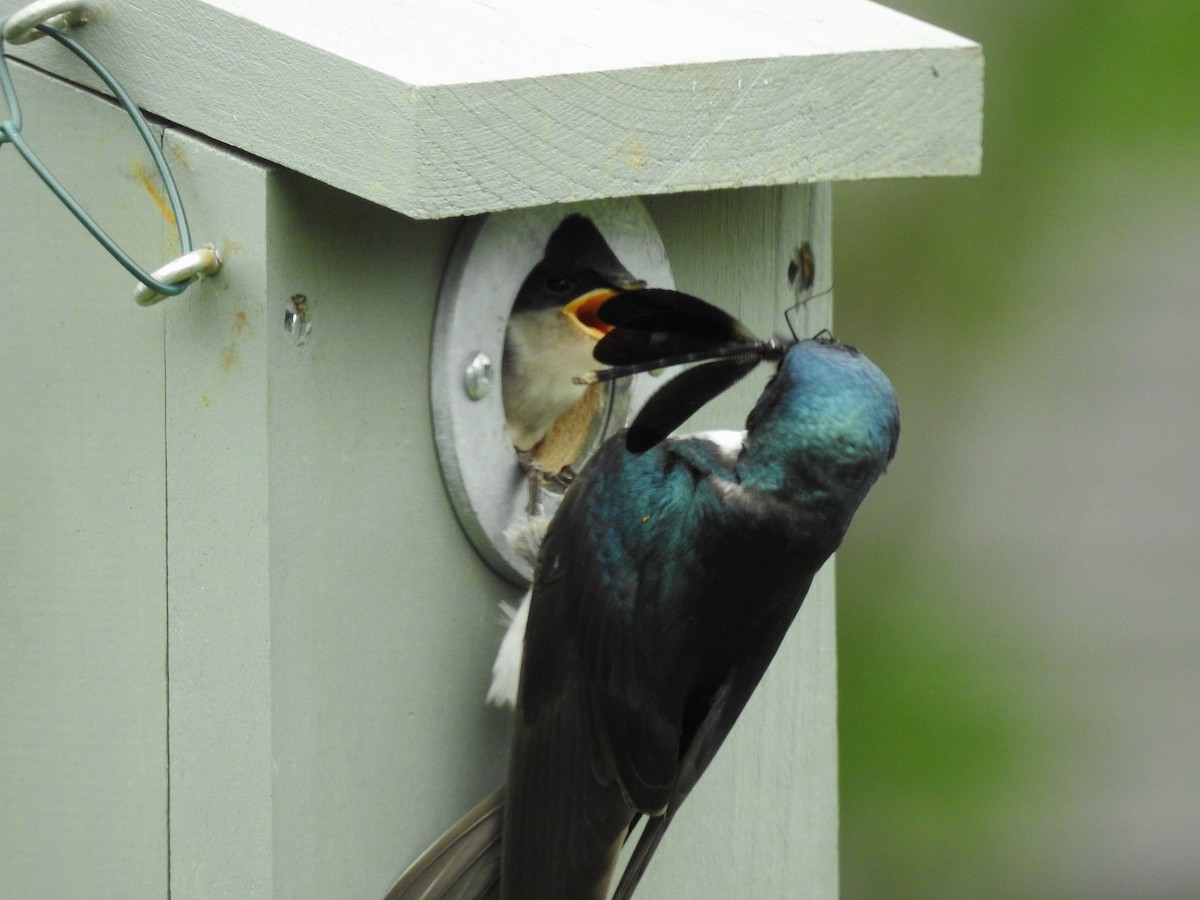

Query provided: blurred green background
[833,2,1200,897]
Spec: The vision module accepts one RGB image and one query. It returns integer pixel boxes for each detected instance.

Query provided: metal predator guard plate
[431,199,674,584]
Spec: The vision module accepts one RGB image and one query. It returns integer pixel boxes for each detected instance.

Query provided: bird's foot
[515,450,547,517]
[544,464,577,489]
[515,452,576,517]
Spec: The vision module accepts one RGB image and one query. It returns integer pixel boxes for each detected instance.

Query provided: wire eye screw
[3,1,88,44]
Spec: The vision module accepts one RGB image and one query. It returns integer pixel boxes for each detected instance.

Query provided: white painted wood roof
[5,0,982,218]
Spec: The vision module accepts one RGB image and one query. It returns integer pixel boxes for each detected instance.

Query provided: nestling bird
[387,334,899,899]
[502,214,645,455]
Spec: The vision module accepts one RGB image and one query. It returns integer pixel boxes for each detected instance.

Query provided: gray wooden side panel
[0,65,168,895]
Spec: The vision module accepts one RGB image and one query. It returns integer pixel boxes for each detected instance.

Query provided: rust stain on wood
[132,160,176,225]
[221,312,249,372]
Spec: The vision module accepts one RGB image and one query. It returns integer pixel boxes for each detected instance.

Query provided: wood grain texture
[3,0,982,217]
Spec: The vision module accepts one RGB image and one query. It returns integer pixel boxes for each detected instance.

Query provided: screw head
[284,295,311,345]
[463,351,494,400]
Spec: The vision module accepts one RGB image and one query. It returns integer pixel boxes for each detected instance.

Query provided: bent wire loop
[1,1,221,305]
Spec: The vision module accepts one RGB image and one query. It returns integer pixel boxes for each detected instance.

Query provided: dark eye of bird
[545,275,573,294]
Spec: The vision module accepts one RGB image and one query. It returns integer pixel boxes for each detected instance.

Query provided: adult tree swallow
[387,334,900,899]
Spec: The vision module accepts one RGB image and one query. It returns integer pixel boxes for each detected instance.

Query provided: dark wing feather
[611,573,817,900]
[594,289,758,366]
[505,440,684,897]
[625,357,759,453]
[507,437,722,896]
[593,326,732,366]
[597,288,753,338]
[383,788,504,900]
[520,439,688,814]
[504,673,634,899]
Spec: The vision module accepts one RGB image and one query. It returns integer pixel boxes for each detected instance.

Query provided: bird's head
[502,215,649,461]
[745,335,900,478]
[511,214,646,343]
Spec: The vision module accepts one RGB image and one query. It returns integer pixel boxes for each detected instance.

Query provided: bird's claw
[515,452,575,517]
[545,465,577,489]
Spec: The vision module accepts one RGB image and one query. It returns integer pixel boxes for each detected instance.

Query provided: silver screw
[284,295,311,346]
[463,351,494,400]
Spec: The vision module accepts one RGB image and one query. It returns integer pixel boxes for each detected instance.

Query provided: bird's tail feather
[383,788,505,900]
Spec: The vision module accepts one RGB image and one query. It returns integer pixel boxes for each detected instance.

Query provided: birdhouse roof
[5,0,982,218]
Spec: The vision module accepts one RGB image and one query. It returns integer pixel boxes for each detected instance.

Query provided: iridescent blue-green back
[503,337,899,900]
